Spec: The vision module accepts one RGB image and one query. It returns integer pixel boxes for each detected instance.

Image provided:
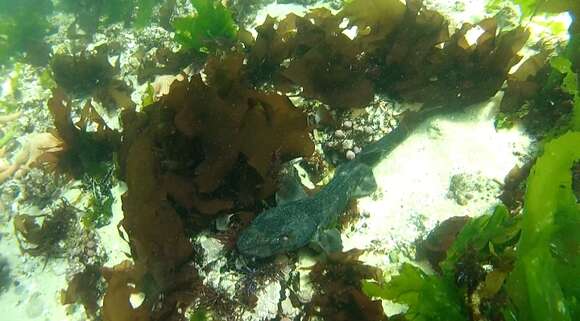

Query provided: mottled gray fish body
[237,161,376,258]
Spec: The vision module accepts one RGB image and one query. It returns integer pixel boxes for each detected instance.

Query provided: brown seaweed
[159,53,314,194]
[60,265,102,318]
[110,49,316,319]
[371,2,528,108]
[496,53,574,136]
[45,88,120,178]
[13,200,77,258]
[101,261,151,321]
[306,249,386,321]
[51,51,135,110]
[245,0,529,112]
[415,216,471,271]
[281,9,375,109]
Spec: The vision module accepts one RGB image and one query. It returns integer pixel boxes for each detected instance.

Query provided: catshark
[237,125,410,258]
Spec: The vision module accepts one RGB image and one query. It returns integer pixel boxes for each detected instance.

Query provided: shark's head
[236,205,316,258]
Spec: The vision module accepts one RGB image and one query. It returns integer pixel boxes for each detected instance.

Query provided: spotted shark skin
[237,125,410,258]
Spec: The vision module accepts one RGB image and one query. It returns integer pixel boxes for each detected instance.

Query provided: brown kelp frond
[496,52,575,136]
[340,0,406,45]
[415,216,471,272]
[51,49,135,110]
[373,5,529,108]
[101,261,151,321]
[0,132,65,184]
[60,265,102,318]
[156,52,314,195]
[113,48,315,319]
[246,0,529,111]
[281,8,375,109]
[51,51,115,96]
[46,88,120,178]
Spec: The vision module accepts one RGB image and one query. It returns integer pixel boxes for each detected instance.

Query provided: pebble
[342,140,354,150]
[353,146,362,154]
[343,120,353,128]
[334,129,346,138]
[346,150,356,160]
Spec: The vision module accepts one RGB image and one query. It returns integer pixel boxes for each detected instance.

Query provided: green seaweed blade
[506,131,580,321]
[172,0,237,52]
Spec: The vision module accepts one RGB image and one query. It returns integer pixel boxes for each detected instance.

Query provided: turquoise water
[0,1,579,321]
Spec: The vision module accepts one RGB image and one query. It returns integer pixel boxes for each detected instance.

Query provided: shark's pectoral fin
[310,228,343,254]
[352,169,377,198]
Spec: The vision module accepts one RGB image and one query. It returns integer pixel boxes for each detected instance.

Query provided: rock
[334,129,346,138]
[342,139,354,150]
[346,150,356,160]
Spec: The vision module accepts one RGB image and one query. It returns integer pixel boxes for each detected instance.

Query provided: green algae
[0,0,53,65]
[172,0,237,53]
[362,132,579,321]
[364,263,466,321]
[0,125,17,148]
[59,0,161,31]
[507,131,580,321]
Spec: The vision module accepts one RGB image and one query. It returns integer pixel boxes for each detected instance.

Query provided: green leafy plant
[0,125,17,148]
[506,131,580,321]
[364,263,467,321]
[513,0,579,18]
[363,205,520,321]
[81,163,116,228]
[362,130,580,321]
[172,0,238,53]
[0,256,10,294]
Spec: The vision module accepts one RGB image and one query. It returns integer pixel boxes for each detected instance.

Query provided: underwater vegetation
[495,0,580,136]
[244,0,528,111]
[51,51,116,97]
[75,0,577,320]
[81,163,116,228]
[362,6,580,313]
[172,0,238,54]
[58,0,164,32]
[305,250,386,321]
[13,200,78,258]
[0,0,576,320]
[0,255,10,294]
[364,142,580,321]
[111,51,315,311]
[60,265,103,318]
[0,0,54,66]
[45,88,120,179]
[50,49,135,110]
